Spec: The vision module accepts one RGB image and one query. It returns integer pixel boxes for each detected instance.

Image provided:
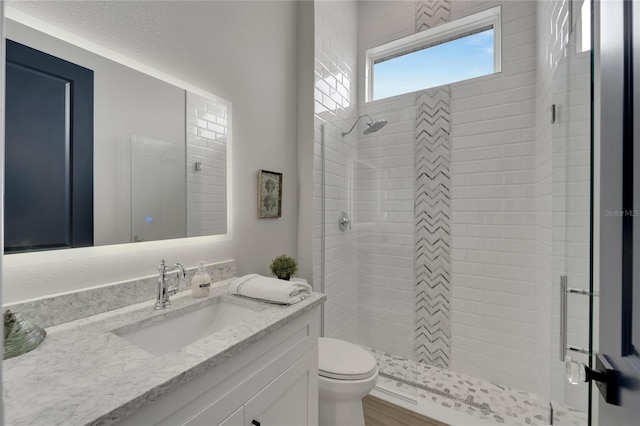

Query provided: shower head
[342,114,388,137]
[363,119,388,135]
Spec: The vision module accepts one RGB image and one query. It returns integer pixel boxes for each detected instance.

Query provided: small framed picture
[258,170,282,218]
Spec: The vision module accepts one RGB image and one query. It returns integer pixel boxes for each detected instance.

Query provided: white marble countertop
[3,279,325,426]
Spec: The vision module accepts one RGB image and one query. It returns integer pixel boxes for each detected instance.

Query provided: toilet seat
[318,337,378,380]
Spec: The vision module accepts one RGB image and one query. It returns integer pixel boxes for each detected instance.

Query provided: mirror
[4,16,229,253]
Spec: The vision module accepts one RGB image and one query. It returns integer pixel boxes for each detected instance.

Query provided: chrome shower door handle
[560,275,568,361]
[559,276,594,360]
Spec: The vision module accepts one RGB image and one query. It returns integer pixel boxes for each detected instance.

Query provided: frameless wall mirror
[4,16,230,253]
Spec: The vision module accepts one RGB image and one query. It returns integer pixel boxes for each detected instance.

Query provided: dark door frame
[598,0,640,423]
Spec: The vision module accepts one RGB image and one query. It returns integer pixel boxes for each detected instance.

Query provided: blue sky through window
[373,29,495,101]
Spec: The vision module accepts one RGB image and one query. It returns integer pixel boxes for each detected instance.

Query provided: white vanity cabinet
[190,350,316,426]
[116,308,320,426]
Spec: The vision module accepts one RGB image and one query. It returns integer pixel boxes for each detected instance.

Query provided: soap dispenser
[190,261,211,298]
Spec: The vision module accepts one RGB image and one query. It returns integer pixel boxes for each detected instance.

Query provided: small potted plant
[270,254,298,281]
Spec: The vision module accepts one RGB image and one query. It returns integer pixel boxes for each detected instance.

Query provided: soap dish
[4,309,46,360]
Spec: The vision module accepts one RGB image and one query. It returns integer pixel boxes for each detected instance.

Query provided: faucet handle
[158,258,167,273]
[175,262,187,278]
[168,269,185,293]
[175,273,184,290]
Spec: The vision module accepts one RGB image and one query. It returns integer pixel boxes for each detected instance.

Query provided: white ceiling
[5,0,296,101]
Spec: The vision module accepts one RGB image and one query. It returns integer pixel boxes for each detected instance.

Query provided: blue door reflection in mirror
[4,40,94,253]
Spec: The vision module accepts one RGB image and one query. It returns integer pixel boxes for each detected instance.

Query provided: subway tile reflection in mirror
[186,92,228,237]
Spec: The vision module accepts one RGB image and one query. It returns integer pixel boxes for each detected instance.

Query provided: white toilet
[317,337,379,426]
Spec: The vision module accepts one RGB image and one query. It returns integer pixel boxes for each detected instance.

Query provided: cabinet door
[244,350,318,426]
[219,407,244,426]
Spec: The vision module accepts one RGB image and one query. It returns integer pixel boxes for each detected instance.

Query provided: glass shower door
[319,114,419,404]
[550,2,592,423]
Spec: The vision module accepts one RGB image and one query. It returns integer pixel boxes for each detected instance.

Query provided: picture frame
[257,170,282,218]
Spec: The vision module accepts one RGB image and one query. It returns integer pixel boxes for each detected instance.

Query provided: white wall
[296,0,315,284]
[3,1,300,304]
[6,19,186,247]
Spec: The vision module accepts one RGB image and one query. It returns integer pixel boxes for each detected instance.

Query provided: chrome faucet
[155,259,187,309]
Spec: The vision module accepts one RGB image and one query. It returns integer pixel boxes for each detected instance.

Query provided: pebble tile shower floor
[369,349,587,425]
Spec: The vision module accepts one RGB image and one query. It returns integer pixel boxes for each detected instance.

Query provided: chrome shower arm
[342,114,374,136]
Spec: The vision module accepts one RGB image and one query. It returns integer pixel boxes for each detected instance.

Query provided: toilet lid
[318,337,378,380]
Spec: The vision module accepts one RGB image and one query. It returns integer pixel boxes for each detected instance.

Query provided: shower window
[365,6,501,102]
[576,0,591,53]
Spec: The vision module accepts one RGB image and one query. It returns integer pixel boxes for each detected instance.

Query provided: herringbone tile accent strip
[414,87,452,368]
[416,0,451,32]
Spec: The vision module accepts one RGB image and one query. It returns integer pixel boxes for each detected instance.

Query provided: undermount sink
[115,300,256,356]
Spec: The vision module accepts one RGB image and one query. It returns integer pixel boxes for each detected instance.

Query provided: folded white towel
[229,274,313,305]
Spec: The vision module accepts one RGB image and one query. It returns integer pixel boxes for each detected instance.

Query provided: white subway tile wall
[313,0,359,342]
[186,92,228,237]
[449,0,540,392]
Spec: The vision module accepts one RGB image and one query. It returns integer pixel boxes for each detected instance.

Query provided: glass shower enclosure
[550,1,593,423]
[316,0,595,422]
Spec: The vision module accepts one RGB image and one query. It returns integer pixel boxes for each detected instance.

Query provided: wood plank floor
[363,395,449,426]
